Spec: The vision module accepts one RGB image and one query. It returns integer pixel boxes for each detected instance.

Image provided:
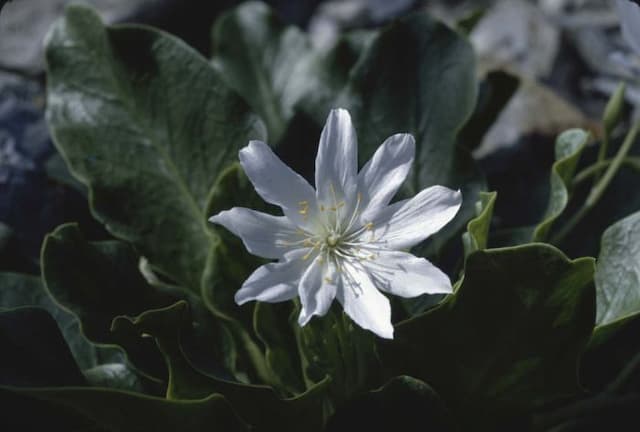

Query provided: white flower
[209,109,461,339]
[617,0,640,56]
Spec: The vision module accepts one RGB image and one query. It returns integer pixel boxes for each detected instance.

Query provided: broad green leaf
[327,376,455,432]
[0,272,118,370]
[380,244,595,429]
[211,2,370,147]
[0,307,85,387]
[254,302,305,396]
[45,5,266,294]
[594,211,640,326]
[202,163,272,383]
[83,363,156,394]
[42,223,175,379]
[341,11,485,253]
[462,191,497,257]
[458,70,520,151]
[112,301,331,431]
[3,386,247,431]
[42,223,175,342]
[532,129,589,242]
[342,11,477,180]
[211,1,312,143]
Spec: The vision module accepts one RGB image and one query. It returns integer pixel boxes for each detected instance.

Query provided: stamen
[342,193,362,236]
[302,242,320,260]
[298,200,309,219]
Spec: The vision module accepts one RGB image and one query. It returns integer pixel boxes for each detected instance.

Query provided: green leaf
[253,302,305,396]
[343,12,477,179]
[327,376,455,431]
[211,1,312,143]
[341,11,485,253]
[594,211,640,326]
[111,301,331,431]
[202,164,272,382]
[83,363,153,393]
[380,244,595,429]
[0,272,118,370]
[45,4,266,294]
[458,70,520,151]
[532,129,589,242]
[42,223,175,379]
[3,386,247,432]
[462,191,497,257]
[0,307,85,387]
[42,223,175,343]
[211,2,371,147]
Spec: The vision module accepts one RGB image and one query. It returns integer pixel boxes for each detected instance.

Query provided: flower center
[326,233,340,248]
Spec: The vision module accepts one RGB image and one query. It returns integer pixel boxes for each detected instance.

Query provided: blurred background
[0,0,637,271]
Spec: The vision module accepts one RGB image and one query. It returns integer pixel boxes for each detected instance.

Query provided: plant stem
[572,156,640,187]
[595,132,609,181]
[551,121,640,245]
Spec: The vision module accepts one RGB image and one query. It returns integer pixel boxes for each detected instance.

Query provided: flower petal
[239,140,317,229]
[370,185,462,250]
[337,262,393,339]
[315,109,358,210]
[617,0,640,56]
[364,250,452,297]
[209,207,299,259]
[298,257,338,326]
[358,133,415,222]
[234,249,307,305]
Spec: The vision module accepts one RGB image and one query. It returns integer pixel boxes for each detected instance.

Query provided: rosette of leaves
[0,2,608,431]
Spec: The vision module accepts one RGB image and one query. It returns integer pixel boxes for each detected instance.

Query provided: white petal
[337,262,394,339]
[369,186,462,250]
[617,0,640,55]
[234,250,307,305]
[298,257,338,326]
[315,109,358,210]
[239,141,317,230]
[209,207,299,259]
[358,133,415,222]
[364,250,452,297]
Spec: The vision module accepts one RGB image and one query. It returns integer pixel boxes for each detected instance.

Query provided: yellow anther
[298,200,309,219]
[364,222,374,230]
[324,277,333,284]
